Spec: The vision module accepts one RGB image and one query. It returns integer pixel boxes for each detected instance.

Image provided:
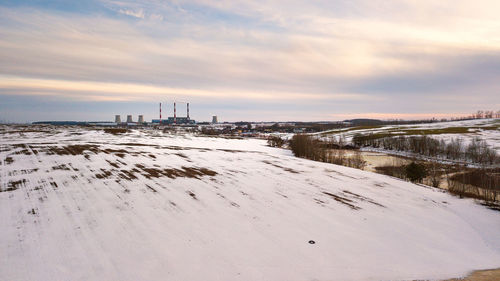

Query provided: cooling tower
[126,115,133,123]
[138,115,144,123]
[115,115,121,123]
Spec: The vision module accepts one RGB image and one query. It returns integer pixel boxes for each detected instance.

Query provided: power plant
[112,102,197,126]
[152,102,195,125]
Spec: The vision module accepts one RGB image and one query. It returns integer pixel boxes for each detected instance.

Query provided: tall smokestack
[187,103,190,120]
[159,102,162,124]
[174,102,177,124]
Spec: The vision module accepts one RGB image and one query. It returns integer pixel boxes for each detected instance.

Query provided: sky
[0,0,499,122]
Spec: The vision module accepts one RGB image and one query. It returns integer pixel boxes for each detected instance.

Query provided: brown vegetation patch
[104,128,129,135]
[119,169,139,181]
[52,164,70,171]
[117,142,157,147]
[13,144,32,155]
[480,202,500,212]
[95,169,113,179]
[103,148,129,158]
[187,191,198,200]
[4,156,14,164]
[175,153,188,159]
[8,169,39,176]
[218,149,246,153]
[450,168,500,191]
[323,191,361,210]
[314,198,326,205]
[375,165,406,178]
[342,190,385,208]
[2,179,27,192]
[46,144,100,156]
[106,160,120,168]
[324,169,358,179]
[134,164,217,179]
[445,268,500,281]
[262,160,300,174]
[145,184,157,193]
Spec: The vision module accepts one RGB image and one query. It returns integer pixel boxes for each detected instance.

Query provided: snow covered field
[317,118,500,152]
[1,125,500,281]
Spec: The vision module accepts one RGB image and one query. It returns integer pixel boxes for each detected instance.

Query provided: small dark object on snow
[308,240,315,244]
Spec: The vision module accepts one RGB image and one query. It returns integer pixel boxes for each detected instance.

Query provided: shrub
[267,136,286,148]
[405,162,427,183]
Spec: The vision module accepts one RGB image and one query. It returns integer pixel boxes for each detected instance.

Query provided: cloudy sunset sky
[0,0,499,122]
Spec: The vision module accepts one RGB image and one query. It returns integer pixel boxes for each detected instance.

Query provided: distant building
[212,116,218,124]
[151,117,195,125]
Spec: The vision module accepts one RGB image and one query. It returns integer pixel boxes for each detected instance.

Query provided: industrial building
[152,102,195,125]
[113,114,146,125]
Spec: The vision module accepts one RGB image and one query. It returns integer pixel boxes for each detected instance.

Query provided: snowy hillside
[317,118,500,151]
[1,125,500,281]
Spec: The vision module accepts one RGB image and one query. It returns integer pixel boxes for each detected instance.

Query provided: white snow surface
[1,125,500,281]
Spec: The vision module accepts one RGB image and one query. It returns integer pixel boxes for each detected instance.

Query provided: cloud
[118,8,145,18]
[0,1,499,121]
[0,75,373,102]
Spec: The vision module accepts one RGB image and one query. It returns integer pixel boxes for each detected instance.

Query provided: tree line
[352,134,499,166]
[270,134,366,169]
